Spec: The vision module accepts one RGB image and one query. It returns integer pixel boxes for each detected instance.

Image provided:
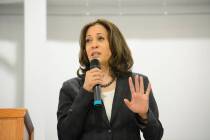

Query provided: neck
[99,64,116,91]
[100,64,113,82]
[101,63,110,75]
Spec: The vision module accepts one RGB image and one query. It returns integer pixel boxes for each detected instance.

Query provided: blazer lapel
[110,76,130,125]
[95,76,131,128]
[93,103,110,128]
[101,104,110,127]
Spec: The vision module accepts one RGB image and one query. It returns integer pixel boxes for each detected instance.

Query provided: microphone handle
[93,84,102,106]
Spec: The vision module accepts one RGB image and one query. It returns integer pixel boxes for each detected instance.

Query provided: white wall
[0,3,210,140]
[0,14,24,107]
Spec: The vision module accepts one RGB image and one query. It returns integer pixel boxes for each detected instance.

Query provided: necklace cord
[101,78,115,88]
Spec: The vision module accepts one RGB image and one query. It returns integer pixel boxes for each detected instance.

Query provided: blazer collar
[99,75,130,127]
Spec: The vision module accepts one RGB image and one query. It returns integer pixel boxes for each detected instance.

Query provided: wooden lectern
[0,108,34,140]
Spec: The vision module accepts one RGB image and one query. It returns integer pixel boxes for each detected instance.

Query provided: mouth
[91,51,101,58]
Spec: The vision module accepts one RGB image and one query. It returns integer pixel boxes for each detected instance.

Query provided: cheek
[104,48,112,59]
[85,47,91,58]
[108,50,112,58]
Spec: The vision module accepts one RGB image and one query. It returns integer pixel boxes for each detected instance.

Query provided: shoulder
[123,71,149,80]
[128,72,150,85]
[131,72,148,79]
[62,77,84,90]
[118,71,150,83]
[59,77,84,98]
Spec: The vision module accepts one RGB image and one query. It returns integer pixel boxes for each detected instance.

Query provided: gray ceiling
[1,0,210,6]
[0,0,210,15]
[48,0,210,6]
[47,0,210,16]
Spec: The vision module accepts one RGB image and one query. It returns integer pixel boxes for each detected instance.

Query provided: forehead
[86,24,108,36]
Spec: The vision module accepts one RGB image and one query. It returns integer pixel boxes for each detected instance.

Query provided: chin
[90,57,101,61]
[89,58,100,64]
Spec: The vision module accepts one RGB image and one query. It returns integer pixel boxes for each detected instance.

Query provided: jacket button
[69,108,73,112]
[108,129,112,133]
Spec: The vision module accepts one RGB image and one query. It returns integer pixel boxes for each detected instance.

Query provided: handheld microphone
[90,59,103,107]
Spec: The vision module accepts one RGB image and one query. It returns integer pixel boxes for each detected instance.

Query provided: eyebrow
[86,33,104,37]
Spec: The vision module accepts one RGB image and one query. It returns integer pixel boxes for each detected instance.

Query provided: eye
[85,38,91,43]
[98,36,104,41]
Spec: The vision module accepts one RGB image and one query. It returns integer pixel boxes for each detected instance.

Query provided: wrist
[83,85,92,92]
[138,112,148,120]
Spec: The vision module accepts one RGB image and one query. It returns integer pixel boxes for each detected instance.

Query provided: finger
[92,73,103,80]
[93,76,103,82]
[135,75,140,93]
[89,68,101,73]
[90,70,103,77]
[94,79,103,85]
[91,73,103,79]
[140,76,144,94]
[129,77,135,94]
[91,77,103,84]
[146,83,152,96]
[124,98,131,109]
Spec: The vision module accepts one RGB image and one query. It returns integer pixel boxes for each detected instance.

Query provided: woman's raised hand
[124,75,151,119]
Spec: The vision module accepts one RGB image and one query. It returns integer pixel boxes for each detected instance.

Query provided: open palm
[124,75,151,118]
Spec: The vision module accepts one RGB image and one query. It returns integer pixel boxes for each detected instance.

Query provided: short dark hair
[77,19,133,78]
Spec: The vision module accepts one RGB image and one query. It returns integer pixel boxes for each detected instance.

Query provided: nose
[91,45,98,49]
[91,40,98,49]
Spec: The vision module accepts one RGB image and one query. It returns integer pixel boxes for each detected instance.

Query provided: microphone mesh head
[90,59,100,69]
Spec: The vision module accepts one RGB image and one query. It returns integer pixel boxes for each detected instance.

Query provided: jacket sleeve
[57,79,93,140]
[135,75,164,140]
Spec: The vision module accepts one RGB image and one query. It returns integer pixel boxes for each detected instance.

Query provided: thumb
[124,98,131,109]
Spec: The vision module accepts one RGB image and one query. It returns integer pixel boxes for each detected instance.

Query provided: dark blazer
[57,73,163,140]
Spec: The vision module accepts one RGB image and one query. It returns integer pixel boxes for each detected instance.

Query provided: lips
[91,51,101,58]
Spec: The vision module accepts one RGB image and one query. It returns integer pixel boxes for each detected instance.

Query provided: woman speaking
[57,19,163,140]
